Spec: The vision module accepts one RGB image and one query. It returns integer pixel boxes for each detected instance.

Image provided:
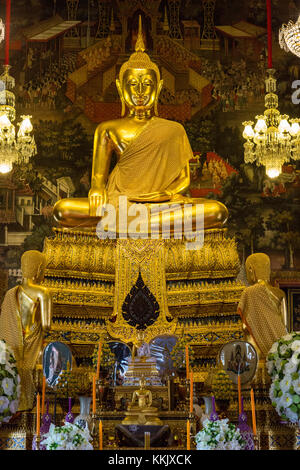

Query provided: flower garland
[41,422,93,450]
[211,369,233,401]
[170,337,195,371]
[92,342,115,371]
[194,418,246,450]
[0,340,21,425]
[267,332,300,424]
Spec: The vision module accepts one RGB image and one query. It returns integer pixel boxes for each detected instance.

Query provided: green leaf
[293,395,300,404]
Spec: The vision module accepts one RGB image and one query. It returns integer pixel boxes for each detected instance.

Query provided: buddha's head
[245,253,271,285]
[140,375,146,389]
[116,16,163,117]
[21,250,47,284]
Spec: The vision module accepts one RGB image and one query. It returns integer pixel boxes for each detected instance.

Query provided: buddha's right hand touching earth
[88,187,107,217]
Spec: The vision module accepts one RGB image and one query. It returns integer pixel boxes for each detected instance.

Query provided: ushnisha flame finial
[135,15,145,53]
[118,14,160,84]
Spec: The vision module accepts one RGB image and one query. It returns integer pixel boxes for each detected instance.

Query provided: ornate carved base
[116,424,170,448]
[122,407,162,426]
[250,361,296,450]
[36,228,246,450]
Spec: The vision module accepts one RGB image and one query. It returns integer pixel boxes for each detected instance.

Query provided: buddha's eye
[128,79,138,86]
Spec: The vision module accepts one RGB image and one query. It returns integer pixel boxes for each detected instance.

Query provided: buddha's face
[120,68,160,113]
[140,377,146,388]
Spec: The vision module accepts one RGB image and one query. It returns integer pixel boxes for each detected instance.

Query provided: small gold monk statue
[53,16,228,235]
[0,250,52,410]
[122,375,162,426]
[238,253,287,358]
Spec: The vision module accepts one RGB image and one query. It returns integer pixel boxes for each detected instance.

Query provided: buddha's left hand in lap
[129,191,172,203]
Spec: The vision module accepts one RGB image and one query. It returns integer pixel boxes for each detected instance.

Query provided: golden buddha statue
[0,250,52,410]
[130,376,153,409]
[238,253,287,358]
[53,16,228,235]
[122,375,162,426]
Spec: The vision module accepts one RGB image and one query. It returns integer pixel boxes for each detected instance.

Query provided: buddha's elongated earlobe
[116,79,126,117]
[120,96,126,117]
[154,79,164,117]
[154,98,159,116]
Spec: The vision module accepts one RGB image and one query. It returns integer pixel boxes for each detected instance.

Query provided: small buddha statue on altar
[124,331,162,386]
[129,375,152,410]
[53,16,228,235]
[238,253,288,358]
[0,250,52,410]
[122,376,162,426]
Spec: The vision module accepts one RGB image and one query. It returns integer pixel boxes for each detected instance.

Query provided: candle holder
[97,378,109,411]
[188,411,196,436]
[253,435,259,450]
[185,378,190,410]
[35,434,41,451]
[91,413,98,450]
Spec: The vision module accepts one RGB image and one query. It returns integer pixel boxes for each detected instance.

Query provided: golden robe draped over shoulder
[0,286,43,410]
[238,282,287,357]
[107,117,193,206]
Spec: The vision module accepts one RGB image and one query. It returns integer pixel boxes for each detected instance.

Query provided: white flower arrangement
[267,332,300,425]
[0,340,21,426]
[194,418,246,450]
[41,422,93,450]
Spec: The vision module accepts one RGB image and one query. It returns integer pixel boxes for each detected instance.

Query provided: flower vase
[203,396,213,416]
[74,396,92,432]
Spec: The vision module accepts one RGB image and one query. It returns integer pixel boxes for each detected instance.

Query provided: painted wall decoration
[289,289,300,332]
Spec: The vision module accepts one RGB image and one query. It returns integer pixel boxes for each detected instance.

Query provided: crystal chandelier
[242,0,300,178]
[243,69,300,178]
[279,15,300,58]
[0,66,36,174]
[0,0,37,174]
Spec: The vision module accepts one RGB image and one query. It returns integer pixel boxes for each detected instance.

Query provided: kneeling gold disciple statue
[0,250,52,410]
[238,253,287,358]
[122,375,162,426]
[53,16,227,234]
